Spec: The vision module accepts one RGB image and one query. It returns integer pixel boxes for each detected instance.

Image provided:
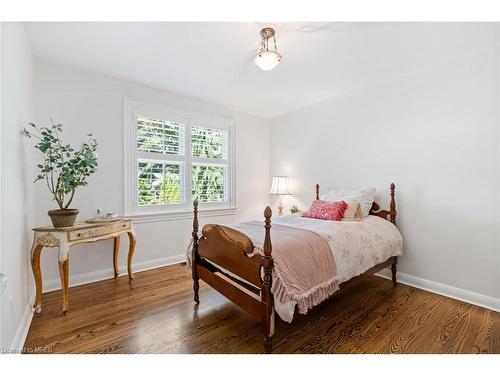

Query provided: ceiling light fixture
[255,27,282,71]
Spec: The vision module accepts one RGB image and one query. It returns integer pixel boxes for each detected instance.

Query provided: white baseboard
[9,302,34,353]
[377,269,500,312]
[44,254,185,292]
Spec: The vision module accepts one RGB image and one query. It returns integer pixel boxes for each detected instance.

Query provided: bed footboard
[191,201,275,353]
[198,223,261,287]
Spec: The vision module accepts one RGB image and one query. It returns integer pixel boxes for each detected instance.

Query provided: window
[124,100,235,218]
[191,125,229,203]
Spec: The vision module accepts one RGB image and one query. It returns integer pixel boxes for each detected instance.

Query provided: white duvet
[263,214,403,322]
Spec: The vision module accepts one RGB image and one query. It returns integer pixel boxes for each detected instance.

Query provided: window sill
[127,207,238,224]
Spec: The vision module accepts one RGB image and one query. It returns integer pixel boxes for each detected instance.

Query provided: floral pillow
[302,200,348,221]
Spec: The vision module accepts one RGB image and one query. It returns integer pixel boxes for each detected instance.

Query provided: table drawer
[69,221,131,241]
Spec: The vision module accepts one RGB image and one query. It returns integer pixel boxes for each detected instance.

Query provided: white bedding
[264,214,402,322]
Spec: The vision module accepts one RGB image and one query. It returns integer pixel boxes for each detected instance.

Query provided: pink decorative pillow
[302,200,348,221]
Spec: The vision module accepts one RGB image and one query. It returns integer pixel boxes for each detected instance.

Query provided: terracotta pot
[48,209,79,228]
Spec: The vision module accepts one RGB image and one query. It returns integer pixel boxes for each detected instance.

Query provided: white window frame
[124,98,237,222]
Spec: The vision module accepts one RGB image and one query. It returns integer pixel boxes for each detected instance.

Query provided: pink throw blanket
[229,221,339,315]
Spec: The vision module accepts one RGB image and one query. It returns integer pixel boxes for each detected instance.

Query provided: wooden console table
[30,219,136,314]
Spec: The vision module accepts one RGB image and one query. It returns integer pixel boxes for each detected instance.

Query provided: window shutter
[191,125,228,159]
[137,116,185,155]
[192,164,227,203]
[137,160,184,206]
[191,125,230,203]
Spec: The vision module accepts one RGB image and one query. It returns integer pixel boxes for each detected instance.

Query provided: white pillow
[321,187,375,217]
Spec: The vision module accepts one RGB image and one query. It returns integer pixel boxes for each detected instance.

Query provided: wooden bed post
[315,184,320,200]
[389,183,396,225]
[389,183,397,285]
[192,199,200,303]
[391,256,398,286]
[261,206,274,354]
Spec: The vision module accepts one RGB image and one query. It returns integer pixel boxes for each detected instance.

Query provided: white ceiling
[24,22,497,118]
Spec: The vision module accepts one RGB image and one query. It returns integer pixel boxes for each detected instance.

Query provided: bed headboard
[315,183,397,225]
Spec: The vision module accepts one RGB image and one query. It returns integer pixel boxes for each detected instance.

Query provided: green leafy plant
[290,205,300,214]
[21,121,98,210]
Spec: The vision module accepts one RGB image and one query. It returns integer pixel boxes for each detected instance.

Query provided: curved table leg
[58,258,70,314]
[31,242,44,314]
[127,231,136,281]
[113,235,121,279]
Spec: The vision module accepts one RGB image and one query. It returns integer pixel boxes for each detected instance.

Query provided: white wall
[1,23,36,349]
[270,27,500,301]
[34,61,270,287]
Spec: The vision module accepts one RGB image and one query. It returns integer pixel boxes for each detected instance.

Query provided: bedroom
[0,0,499,370]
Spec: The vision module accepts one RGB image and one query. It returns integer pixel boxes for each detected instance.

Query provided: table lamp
[269,176,290,216]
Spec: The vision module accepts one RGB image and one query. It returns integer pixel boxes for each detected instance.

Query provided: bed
[189,183,402,353]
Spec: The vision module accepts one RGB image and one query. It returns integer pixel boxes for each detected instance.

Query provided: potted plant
[22,121,98,227]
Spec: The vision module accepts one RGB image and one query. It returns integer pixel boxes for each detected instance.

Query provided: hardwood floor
[25,263,499,354]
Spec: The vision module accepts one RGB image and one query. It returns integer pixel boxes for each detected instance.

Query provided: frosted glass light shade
[255,50,282,71]
[269,176,290,195]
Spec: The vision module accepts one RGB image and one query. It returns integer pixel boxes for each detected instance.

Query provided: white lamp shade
[254,50,282,71]
[269,176,290,195]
